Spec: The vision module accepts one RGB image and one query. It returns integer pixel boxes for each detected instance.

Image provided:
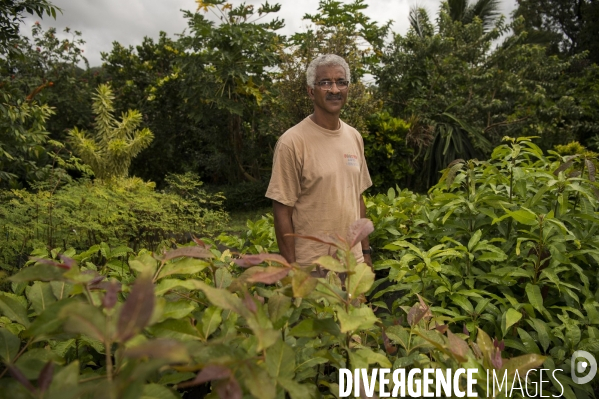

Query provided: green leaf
[0,293,30,327]
[468,230,482,252]
[158,300,195,323]
[501,308,522,336]
[201,306,222,340]
[528,318,550,352]
[9,264,66,283]
[315,256,345,273]
[449,294,473,314]
[506,208,538,225]
[0,328,20,362]
[356,348,392,368]
[60,301,106,341]
[25,297,77,338]
[141,383,179,399]
[48,361,80,392]
[129,253,158,275]
[347,262,375,298]
[155,279,197,296]
[192,281,247,317]
[267,293,291,325]
[517,328,541,354]
[525,284,544,313]
[148,319,201,341]
[501,353,545,376]
[278,378,317,399]
[26,282,56,315]
[214,267,232,289]
[336,305,378,333]
[240,363,276,399]
[266,340,295,380]
[289,318,340,338]
[156,258,209,280]
[292,270,317,298]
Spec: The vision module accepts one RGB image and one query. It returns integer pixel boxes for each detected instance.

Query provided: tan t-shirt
[266,116,372,266]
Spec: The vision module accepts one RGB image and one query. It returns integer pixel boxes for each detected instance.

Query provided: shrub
[0,220,545,398]
[0,175,228,271]
[367,137,599,397]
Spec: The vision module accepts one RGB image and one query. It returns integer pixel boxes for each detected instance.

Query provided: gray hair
[306,54,351,86]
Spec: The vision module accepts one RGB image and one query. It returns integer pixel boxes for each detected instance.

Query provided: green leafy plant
[68,84,154,180]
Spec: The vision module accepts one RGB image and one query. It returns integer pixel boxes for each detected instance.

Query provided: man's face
[307,64,348,116]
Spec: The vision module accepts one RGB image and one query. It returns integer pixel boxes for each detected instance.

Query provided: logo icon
[571,350,597,385]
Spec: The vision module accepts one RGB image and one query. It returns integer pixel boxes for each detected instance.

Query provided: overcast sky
[22,0,518,67]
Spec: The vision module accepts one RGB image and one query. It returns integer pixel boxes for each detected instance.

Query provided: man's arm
[273,200,296,263]
[359,195,372,267]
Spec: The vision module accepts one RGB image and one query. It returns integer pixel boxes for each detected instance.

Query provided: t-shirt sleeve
[358,134,373,194]
[265,140,301,207]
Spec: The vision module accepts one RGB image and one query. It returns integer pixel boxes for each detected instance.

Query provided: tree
[68,84,154,179]
[0,89,54,186]
[100,33,204,186]
[0,0,59,55]
[409,0,501,36]
[178,0,284,183]
[271,0,389,136]
[375,1,596,189]
[513,0,599,64]
[2,22,94,142]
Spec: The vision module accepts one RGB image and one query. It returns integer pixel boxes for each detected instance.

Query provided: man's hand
[272,200,296,264]
[359,195,373,269]
[363,253,373,268]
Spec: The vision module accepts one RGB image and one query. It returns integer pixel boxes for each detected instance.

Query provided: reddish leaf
[101,280,121,310]
[234,253,290,268]
[447,158,465,168]
[435,323,448,334]
[554,159,574,175]
[247,266,290,284]
[116,275,155,342]
[381,329,397,355]
[407,295,431,326]
[59,255,77,269]
[585,158,596,182]
[33,257,70,270]
[253,293,264,304]
[192,236,211,249]
[243,291,257,313]
[86,273,105,286]
[37,361,54,393]
[471,342,483,359]
[161,246,214,261]
[178,365,231,389]
[491,348,503,369]
[346,218,374,248]
[463,324,470,336]
[447,330,469,362]
[8,365,36,393]
[216,377,242,399]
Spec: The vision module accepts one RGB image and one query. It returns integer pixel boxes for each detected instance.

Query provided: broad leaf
[117,275,155,342]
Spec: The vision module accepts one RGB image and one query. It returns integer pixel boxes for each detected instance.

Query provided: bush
[0,138,597,398]
[0,175,228,271]
[0,221,546,398]
[366,137,599,397]
[210,180,271,212]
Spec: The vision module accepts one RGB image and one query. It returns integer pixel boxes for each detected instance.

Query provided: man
[265,54,373,269]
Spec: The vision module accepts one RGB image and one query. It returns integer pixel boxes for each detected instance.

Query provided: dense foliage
[1,0,599,397]
[0,174,228,273]
[0,139,597,398]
